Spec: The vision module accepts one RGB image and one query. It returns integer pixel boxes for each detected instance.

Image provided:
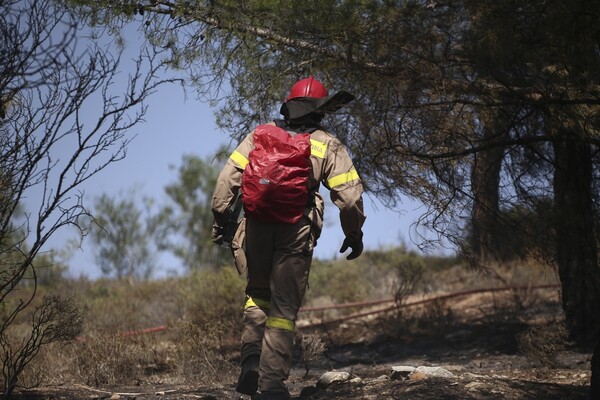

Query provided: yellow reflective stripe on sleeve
[244,296,271,310]
[310,139,327,159]
[327,169,360,188]
[230,150,249,169]
[266,317,295,332]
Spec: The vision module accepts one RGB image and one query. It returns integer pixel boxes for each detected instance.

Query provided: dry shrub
[182,267,245,335]
[75,335,151,386]
[499,259,560,310]
[517,320,569,367]
[171,266,246,382]
[297,334,327,376]
[13,347,49,390]
[0,330,51,392]
[61,267,245,388]
[418,298,455,334]
[172,320,236,384]
[16,342,77,388]
[389,257,425,335]
[378,298,455,342]
[481,259,558,289]
[393,258,424,306]
[1,295,83,397]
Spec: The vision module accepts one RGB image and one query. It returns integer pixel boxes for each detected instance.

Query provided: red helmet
[285,76,328,101]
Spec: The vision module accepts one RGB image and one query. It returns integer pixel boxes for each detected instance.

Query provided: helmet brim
[280,91,355,120]
[316,90,355,113]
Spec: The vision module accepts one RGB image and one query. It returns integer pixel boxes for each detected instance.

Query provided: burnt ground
[11,289,594,400]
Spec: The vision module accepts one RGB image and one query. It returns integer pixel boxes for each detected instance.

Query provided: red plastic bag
[242,124,311,224]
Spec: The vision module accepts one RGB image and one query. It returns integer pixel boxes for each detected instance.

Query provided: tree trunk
[592,339,600,400]
[470,111,509,262]
[553,136,600,339]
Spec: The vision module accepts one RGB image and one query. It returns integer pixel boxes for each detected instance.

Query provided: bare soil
[11,289,594,400]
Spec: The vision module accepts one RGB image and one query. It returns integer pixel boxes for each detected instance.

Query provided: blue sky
[31,22,436,279]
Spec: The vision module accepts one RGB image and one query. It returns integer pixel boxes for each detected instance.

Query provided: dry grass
[4,253,568,394]
[75,335,151,386]
[172,320,237,384]
[2,266,245,391]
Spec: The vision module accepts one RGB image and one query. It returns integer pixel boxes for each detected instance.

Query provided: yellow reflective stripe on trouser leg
[230,150,249,169]
[244,296,271,310]
[327,169,360,188]
[266,317,295,332]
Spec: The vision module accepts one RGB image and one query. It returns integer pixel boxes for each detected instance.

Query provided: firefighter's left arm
[323,140,366,258]
[331,181,366,248]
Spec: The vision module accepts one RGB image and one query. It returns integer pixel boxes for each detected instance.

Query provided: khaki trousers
[241,216,314,392]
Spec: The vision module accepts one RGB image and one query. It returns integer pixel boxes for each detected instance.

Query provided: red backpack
[242,124,311,224]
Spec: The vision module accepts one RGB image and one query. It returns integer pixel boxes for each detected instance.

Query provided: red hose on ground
[80,284,560,338]
[298,284,560,329]
[118,325,169,337]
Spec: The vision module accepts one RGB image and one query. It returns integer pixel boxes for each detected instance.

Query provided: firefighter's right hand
[212,224,225,245]
[339,235,363,260]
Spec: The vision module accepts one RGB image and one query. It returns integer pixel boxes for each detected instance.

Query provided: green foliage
[86,151,232,277]
[157,153,230,270]
[89,191,158,280]
[466,0,600,77]
[67,0,600,266]
[30,253,68,288]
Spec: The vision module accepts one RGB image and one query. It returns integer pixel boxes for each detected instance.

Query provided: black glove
[339,235,363,260]
[212,224,225,245]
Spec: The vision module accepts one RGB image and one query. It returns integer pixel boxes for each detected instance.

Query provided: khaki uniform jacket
[212,122,365,246]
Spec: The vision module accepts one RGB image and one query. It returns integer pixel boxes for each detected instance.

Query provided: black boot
[236,355,260,395]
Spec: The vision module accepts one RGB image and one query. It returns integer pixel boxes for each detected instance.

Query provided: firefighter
[211,76,366,400]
